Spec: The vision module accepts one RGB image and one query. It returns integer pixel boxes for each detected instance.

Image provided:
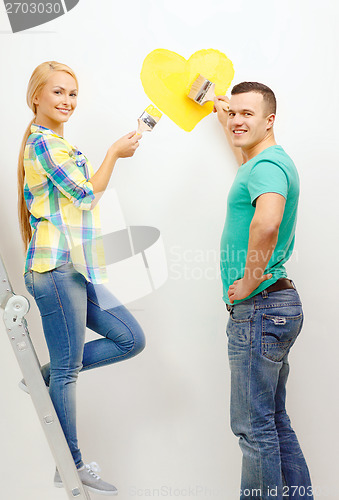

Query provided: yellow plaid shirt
[24,124,107,283]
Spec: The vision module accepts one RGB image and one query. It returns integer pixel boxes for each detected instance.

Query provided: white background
[0,0,338,499]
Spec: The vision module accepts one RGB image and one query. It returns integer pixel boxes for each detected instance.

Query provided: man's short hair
[231,82,277,115]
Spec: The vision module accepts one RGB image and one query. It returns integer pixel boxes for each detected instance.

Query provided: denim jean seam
[29,271,36,299]
[250,309,273,491]
[49,270,74,448]
[255,301,302,310]
[87,297,138,362]
[248,318,264,494]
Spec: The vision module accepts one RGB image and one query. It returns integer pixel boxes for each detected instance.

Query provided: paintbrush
[136,105,162,135]
[188,74,216,105]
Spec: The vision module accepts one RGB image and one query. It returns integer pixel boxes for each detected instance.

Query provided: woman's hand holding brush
[110,131,141,159]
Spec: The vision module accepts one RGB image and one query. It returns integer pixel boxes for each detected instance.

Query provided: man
[214,82,313,500]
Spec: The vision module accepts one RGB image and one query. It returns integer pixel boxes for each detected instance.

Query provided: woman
[18,61,145,496]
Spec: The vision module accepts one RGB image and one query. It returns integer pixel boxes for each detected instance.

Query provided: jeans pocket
[24,271,34,297]
[261,311,303,362]
[226,315,251,347]
[230,301,254,323]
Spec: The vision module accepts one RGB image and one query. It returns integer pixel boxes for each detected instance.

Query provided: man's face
[227,92,275,150]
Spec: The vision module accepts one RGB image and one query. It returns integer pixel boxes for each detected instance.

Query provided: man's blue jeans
[24,263,145,469]
[226,285,313,500]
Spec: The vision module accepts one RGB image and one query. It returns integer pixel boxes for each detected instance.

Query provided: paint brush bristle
[144,105,162,122]
[137,105,162,134]
[188,74,216,105]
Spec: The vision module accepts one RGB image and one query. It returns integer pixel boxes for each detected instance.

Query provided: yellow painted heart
[140,49,235,132]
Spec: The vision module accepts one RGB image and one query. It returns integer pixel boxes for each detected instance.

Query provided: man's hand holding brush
[213,95,230,128]
[213,95,243,166]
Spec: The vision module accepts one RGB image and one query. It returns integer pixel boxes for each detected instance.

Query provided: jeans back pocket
[261,310,303,362]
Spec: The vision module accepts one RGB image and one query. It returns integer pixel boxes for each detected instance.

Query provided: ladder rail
[1,256,91,500]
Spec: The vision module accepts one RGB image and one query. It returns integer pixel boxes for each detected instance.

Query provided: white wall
[0,0,338,498]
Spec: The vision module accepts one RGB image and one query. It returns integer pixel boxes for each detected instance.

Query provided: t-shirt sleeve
[248,160,288,206]
[33,135,94,210]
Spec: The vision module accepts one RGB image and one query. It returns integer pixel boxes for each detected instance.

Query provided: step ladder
[0,255,91,500]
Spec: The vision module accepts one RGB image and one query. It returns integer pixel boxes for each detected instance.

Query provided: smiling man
[214,83,313,500]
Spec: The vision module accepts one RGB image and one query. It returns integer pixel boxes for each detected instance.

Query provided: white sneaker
[54,462,118,496]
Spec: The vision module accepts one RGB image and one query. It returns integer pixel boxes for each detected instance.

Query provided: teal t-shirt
[220,145,299,305]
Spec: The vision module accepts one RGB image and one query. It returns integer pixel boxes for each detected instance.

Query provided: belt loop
[261,288,268,299]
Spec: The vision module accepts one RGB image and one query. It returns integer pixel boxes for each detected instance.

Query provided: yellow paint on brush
[145,105,162,119]
[140,49,234,132]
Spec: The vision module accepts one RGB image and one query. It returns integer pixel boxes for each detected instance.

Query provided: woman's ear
[33,92,40,105]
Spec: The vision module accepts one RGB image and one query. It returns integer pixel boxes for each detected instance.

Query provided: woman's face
[33,71,78,126]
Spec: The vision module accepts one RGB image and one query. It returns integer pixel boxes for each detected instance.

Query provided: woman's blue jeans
[24,263,145,469]
[226,286,313,500]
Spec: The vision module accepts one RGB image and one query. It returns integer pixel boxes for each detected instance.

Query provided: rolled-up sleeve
[34,135,94,210]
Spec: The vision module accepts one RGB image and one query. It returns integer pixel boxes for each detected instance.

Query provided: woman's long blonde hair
[18,61,78,251]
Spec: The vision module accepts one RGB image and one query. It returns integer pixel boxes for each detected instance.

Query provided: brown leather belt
[264,278,295,293]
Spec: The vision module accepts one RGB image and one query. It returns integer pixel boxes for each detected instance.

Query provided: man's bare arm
[213,95,244,166]
[244,192,285,280]
[228,192,286,303]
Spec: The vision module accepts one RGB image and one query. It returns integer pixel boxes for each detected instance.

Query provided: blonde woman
[18,61,145,496]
